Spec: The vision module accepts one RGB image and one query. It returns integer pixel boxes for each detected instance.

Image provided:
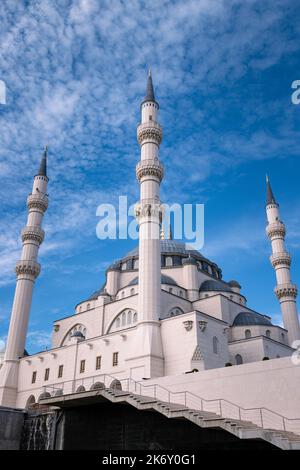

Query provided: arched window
[281,333,285,342]
[76,385,86,393]
[165,256,172,267]
[130,288,135,296]
[213,336,218,354]
[26,395,36,410]
[121,262,127,271]
[133,259,139,270]
[265,330,271,338]
[121,291,125,298]
[235,354,243,365]
[245,329,251,339]
[168,307,184,317]
[169,288,173,294]
[107,309,138,333]
[79,306,82,312]
[87,303,90,310]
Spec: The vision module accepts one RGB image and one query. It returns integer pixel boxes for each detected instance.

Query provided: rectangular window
[112,352,119,367]
[58,365,63,378]
[32,371,37,384]
[96,356,101,370]
[80,360,85,373]
[44,368,50,381]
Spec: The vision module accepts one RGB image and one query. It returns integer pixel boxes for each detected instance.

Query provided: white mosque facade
[0,73,300,422]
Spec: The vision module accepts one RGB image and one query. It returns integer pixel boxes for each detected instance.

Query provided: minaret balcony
[136,158,164,182]
[21,226,45,245]
[266,222,286,239]
[15,260,41,279]
[137,121,162,145]
[275,283,298,300]
[270,252,291,268]
[27,193,48,212]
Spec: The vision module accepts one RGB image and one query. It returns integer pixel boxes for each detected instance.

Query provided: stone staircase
[99,388,300,450]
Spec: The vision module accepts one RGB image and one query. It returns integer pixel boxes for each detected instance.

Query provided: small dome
[233,311,273,326]
[128,274,178,286]
[71,330,85,339]
[199,279,233,293]
[228,280,241,288]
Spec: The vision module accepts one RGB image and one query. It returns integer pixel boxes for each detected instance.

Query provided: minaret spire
[0,149,49,407]
[142,67,157,105]
[266,174,277,206]
[37,145,48,177]
[265,177,300,346]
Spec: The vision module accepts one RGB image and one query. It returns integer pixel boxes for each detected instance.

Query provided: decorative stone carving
[15,260,41,278]
[275,283,298,300]
[27,193,48,212]
[198,320,207,332]
[266,222,286,239]
[136,158,164,183]
[21,226,45,245]
[270,252,291,268]
[135,199,163,224]
[183,320,193,331]
[137,121,162,146]
[192,346,203,361]
[53,324,60,332]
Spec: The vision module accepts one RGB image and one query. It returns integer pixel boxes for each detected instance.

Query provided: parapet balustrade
[40,372,300,436]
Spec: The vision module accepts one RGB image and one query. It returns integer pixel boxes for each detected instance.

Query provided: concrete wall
[145,356,300,418]
[0,407,25,450]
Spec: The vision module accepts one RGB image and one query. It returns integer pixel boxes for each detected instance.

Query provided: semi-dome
[128,274,178,286]
[199,279,233,293]
[233,311,273,326]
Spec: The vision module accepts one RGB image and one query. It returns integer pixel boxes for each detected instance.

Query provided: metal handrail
[41,372,300,434]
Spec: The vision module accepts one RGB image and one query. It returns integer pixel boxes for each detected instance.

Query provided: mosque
[0,72,300,450]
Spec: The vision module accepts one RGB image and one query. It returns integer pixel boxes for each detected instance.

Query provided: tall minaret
[0,148,49,407]
[265,175,300,346]
[130,71,164,378]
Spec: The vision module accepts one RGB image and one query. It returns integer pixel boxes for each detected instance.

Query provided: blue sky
[0,0,300,353]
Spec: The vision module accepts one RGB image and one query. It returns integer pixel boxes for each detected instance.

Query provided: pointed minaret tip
[266,174,277,206]
[37,145,48,177]
[144,68,155,103]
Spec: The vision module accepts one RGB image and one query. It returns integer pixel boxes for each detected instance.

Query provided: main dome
[108,239,222,279]
[126,240,204,258]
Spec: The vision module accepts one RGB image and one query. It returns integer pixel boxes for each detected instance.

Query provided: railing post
[238,407,241,421]
[219,400,222,416]
[283,417,286,431]
[260,409,263,428]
